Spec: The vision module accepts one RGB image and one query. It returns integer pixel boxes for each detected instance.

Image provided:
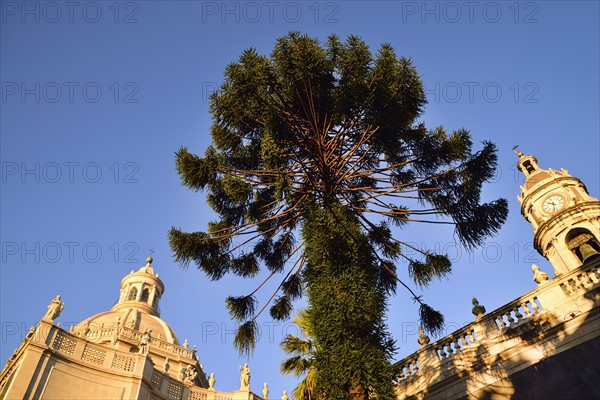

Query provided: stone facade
[0,259,272,400]
[393,257,600,399]
[1,152,599,400]
[393,152,600,400]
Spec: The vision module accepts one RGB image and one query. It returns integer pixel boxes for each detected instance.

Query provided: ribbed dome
[524,170,552,190]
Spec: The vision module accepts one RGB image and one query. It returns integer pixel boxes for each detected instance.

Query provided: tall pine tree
[170,32,508,399]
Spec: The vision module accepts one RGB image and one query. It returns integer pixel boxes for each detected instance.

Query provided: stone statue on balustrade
[43,295,64,322]
[139,329,152,354]
[183,366,198,385]
[239,362,250,390]
[281,389,289,400]
[208,372,216,390]
[78,320,90,337]
[190,368,198,383]
[262,382,269,399]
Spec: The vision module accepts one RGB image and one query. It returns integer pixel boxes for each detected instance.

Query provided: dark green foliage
[270,295,293,321]
[303,206,396,399]
[226,295,256,322]
[418,302,445,337]
[234,320,257,355]
[230,253,259,278]
[170,32,508,399]
[409,253,452,288]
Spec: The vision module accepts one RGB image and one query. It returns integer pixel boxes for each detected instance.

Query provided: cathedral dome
[73,257,181,345]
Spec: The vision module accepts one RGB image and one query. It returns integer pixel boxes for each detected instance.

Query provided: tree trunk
[302,204,395,400]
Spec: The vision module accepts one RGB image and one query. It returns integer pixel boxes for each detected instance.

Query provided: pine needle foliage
[169,32,508,399]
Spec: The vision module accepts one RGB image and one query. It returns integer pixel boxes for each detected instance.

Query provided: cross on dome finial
[512,145,523,158]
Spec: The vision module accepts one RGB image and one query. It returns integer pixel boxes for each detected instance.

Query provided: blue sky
[1,0,599,397]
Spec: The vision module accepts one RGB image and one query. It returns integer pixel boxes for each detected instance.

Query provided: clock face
[542,195,566,213]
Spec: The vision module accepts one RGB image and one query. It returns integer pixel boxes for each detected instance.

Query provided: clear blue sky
[1,1,599,396]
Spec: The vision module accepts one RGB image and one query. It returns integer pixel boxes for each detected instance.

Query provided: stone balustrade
[27,321,144,376]
[84,325,119,341]
[488,293,543,332]
[120,326,196,359]
[188,386,265,400]
[392,258,600,392]
[149,368,265,400]
[395,356,420,380]
[9,321,266,400]
[558,263,600,296]
[77,324,196,360]
[433,325,478,361]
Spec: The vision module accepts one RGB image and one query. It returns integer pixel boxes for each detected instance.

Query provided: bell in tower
[579,243,600,263]
[516,151,600,276]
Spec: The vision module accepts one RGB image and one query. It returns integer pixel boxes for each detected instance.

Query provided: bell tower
[112,256,164,317]
[517,152,600,276]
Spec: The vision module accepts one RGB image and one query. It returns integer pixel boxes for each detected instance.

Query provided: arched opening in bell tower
[141,287,150,303]
[566,228,600,264]
[522,160,537,175]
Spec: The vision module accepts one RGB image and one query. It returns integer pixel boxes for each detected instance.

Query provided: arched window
[566,228,600,263]
[141,288,150,303]
[523,161,536,174]
[152,293,159,309]
[127,287,138,301]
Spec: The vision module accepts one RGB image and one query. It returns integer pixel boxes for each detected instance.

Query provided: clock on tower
[517,152,600,276]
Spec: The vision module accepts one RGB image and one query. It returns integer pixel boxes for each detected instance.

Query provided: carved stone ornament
[532,264,549,285]
[239,363,250,390]
[208,372,216,390]
[417,327,430,347]
[43,295,64,322]
[472,297,486,319]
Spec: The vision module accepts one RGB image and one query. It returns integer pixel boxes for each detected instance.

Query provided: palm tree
[280,310,318,400]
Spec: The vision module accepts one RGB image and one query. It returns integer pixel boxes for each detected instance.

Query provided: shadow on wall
[393,257,600,400]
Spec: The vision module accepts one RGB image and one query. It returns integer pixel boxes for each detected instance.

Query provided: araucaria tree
[170,32,508,399]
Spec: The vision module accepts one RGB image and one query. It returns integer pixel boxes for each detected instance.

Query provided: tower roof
[516,151,580,193]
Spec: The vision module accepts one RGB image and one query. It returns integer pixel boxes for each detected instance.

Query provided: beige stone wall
[0,319,266,400]
[393,258,600,400]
